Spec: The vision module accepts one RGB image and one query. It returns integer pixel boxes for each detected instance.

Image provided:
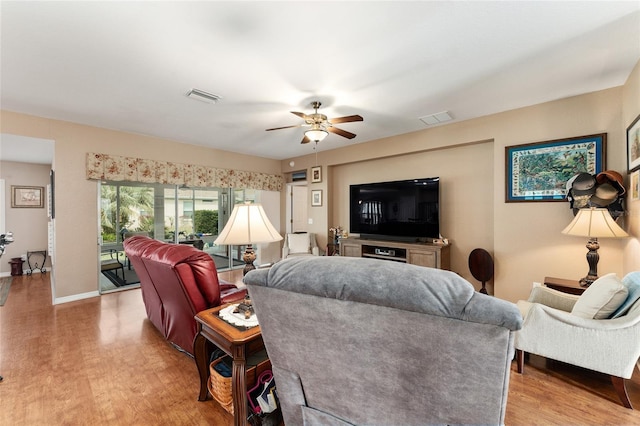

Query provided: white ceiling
[0,134,54,165]
[1,1,639,163]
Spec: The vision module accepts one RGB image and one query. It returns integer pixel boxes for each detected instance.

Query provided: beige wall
[623,60,640,273]
[284,69,638,303]
[0,161,51,274]
[2,59,638,303]
[330,142,494,287]
[0,111,281,301]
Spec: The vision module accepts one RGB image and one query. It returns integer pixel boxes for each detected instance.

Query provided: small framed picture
[311,166,322,183]
[311,189,323,207]
[627,113,640,173]
[631,171,639,201]
[11,185,44,208]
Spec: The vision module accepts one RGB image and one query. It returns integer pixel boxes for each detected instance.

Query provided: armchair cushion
[571,273,628,319]
[611,271,640,318]
[287,233,310,254]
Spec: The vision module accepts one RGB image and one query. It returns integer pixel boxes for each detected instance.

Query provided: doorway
[286,183,308,234]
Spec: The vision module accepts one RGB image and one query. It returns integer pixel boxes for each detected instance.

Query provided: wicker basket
[208,356,234,414]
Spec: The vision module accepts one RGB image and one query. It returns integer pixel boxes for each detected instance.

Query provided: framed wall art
[630,171,639,201]
[627,113,640,173]
[505,133,606,202]
[11,185,45,208]
[311,166,322,183]
[311,189,323,207]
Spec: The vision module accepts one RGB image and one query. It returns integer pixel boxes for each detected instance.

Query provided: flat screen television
[349,177,440,242]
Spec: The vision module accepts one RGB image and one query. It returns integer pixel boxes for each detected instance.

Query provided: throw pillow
[288,233,311,254]
[610,271,640,319]
[571,273,628,319]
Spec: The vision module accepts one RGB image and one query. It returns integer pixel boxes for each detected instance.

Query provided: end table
[194,304,264,426]
[544,276,586,295]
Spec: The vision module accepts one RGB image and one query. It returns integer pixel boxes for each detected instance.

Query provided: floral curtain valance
[86,153,283,191]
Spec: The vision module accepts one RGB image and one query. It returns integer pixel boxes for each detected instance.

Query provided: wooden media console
[340,238,450,270]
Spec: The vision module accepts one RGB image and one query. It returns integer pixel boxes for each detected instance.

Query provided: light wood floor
[1,273,640,425]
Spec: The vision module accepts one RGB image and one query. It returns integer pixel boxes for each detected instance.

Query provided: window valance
[86,153,283,191]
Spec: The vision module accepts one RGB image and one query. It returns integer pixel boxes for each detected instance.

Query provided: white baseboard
[54,290,100,305]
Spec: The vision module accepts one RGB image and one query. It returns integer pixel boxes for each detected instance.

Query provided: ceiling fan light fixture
[305,126,328,142]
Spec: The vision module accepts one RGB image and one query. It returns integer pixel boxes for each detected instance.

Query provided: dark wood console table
[194,304,265,426]
[544,276,586,295]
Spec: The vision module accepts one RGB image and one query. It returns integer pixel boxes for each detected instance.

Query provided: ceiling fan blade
[265,124,303,131]
[329,114,363,124]
[291,111,308,119]
[328,126,356,139]
[301,135,312,144]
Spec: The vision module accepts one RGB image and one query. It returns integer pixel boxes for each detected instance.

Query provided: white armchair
[282,233,322,259]
[515,272,640,409]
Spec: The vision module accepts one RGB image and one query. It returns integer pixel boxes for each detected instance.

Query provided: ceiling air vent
[186,89,223,104]
[419,111,453,126]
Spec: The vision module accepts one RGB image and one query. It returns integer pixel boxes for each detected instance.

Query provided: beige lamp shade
[214,202,283,246]
[561,207,628,238]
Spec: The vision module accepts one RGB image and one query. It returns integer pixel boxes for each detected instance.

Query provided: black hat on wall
[566,170,626,219]
[571,172,597,195]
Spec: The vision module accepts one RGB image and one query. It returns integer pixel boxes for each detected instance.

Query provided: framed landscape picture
[11,185,45,208]
[627,113,640,173]
[505,133,606,202]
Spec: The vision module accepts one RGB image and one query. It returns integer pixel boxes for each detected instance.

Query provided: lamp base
[579,275,598,287]
[242,245,256,276]
[580,238,600,287]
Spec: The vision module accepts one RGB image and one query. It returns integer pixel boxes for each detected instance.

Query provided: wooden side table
[194,304,264,426]
[544,276,586,295]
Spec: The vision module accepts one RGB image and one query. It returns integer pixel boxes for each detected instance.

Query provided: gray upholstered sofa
[244,256,523,426]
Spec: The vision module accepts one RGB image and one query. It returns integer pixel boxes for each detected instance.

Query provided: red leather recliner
[123,235,246,355]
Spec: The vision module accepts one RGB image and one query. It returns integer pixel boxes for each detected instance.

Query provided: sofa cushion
[571,273,628,319]
[610,271,640,319]
[246,256,523,331]
[288,233,310,254]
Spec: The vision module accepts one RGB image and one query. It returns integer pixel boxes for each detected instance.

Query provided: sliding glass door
[100,183,155,244]
[98,182,258,293]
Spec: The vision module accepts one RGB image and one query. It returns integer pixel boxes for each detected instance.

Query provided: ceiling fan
[266,101,363,144]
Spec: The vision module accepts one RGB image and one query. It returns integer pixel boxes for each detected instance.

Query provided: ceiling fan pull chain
[314,141,318,166]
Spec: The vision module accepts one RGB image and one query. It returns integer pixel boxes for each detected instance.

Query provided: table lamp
[214,202,282,275]
[561,207,628,286]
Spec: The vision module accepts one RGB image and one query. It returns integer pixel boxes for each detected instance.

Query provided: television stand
[340,238,450,270]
